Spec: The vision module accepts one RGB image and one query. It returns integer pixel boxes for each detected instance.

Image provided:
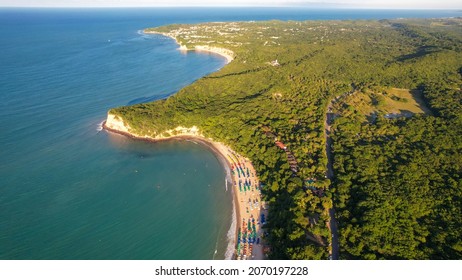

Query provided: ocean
[0,7,460,259]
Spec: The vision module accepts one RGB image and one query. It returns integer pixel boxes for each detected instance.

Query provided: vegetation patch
[331,88,432,123]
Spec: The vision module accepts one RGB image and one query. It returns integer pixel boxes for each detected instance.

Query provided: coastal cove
[103,28,267,259]
[104,112,267,259]
[144,30,235,64]
[102,28,267,259]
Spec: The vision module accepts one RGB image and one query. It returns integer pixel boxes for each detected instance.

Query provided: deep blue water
[0,7,460,259]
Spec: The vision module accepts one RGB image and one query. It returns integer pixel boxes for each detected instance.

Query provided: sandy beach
[104,116,266,259]
[210,143,267,260]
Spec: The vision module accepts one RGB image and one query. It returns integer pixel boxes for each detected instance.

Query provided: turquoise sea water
[1,8,460,259]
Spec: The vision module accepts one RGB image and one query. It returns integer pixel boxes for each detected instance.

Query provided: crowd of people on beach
[226,150,267,260]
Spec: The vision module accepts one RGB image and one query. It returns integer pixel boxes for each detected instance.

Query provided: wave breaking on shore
[225,196,237,260]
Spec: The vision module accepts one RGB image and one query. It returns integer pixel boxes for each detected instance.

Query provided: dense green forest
[111,18,462,259]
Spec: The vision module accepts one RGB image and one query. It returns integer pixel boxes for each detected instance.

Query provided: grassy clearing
[334,88,432,121]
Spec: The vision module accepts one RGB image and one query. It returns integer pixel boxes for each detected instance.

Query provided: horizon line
[1,5,461,10]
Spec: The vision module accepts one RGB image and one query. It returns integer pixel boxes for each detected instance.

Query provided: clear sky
[0,0,460,9]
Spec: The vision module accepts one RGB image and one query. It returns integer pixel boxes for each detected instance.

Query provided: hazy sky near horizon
[0,0,461,9]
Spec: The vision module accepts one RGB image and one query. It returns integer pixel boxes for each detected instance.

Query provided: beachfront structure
[275,141,287,150]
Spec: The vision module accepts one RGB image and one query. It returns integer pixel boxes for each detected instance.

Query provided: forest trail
[325,97,339,260]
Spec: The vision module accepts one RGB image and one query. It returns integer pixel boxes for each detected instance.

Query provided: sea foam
[224,191,237,260]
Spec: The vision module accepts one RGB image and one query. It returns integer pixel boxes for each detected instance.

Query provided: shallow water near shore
[1,8,460,259]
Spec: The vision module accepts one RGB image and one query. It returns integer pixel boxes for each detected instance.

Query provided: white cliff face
[105,113,203,140]
[105,114,131,133]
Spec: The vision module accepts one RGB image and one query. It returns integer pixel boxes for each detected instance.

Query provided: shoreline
[144,30,235,64]
[103,118,265,260]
